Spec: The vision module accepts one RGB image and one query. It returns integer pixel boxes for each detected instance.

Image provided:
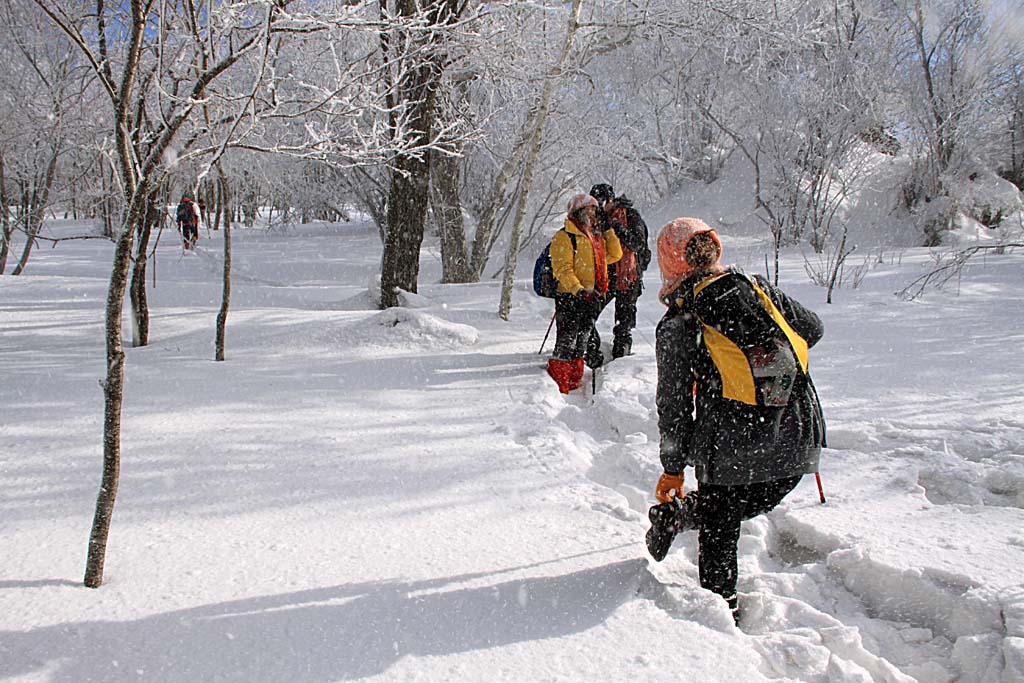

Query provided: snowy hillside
[1,201,1023,682]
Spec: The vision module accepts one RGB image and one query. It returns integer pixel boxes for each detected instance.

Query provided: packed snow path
[2,223,1022,682]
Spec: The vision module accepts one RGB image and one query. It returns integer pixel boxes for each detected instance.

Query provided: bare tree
[803,225,865,303]
[497,0,586,320]
[897,241,1024,300]
[885,0,1022,244]
[31,0,305,587]
[0,0,86,275]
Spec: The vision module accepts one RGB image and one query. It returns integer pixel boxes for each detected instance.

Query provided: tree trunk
[101,169,116,239]
[129,196,158,347]
[381,147,432,307]
[431,151,473,283]
[379,12,444,307]
[83,0,150,583]
[826,226,850,305]
[378,0,465,307]
[202,183,214,230]
[12,212,38,276]
[468,132,530,280]
[215,171,232,361]
[772,228,781,286]
[0,153,10,275]
[498,0,584,320]
[11,149,59,276]
[84,205,142,588]
[213,175,224,232]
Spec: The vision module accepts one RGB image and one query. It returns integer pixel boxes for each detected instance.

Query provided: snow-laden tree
[435,1,642,290]
[30,0,426,588]
[27,0,297,588]
[0,0,92,275]
[377,0,473,308]
[1000,64,1024,191]
[885,0,1024,244]
[633,1,883,278]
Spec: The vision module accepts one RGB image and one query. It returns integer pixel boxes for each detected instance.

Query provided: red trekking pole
[815,472,826,504]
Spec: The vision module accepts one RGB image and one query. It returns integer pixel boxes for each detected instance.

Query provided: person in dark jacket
[587,183,651,362]
[176,196,199,249]
[546,193,623,393]
[646,217,826,624]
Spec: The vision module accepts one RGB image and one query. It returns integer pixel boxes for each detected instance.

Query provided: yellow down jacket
[550,219,623,295]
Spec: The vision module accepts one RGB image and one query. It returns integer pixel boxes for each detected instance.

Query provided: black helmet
[589,183,614,203]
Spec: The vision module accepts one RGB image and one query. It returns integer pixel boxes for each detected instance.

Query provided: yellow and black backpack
[692,270,809,408]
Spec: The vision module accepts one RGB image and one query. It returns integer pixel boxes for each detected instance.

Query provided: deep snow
[1,208,1023,682]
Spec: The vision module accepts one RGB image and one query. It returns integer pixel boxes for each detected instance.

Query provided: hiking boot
[727,594,740,626]
[612,336,632,359]
[645,494,698,562]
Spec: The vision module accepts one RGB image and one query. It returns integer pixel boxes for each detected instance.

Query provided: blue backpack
[532,232,576,298]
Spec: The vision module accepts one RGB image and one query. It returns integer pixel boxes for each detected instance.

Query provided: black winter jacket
[656,268,826,485]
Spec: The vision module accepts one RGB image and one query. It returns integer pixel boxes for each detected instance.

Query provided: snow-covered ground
[2,211,1023,682]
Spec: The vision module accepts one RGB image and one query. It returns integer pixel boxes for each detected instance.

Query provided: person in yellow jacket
[546,192,623,393]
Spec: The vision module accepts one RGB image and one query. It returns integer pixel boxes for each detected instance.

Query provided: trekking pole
[537,310,556,354]
[815,472,826,504]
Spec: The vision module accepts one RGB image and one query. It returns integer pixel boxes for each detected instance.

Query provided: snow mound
[366,274,433,309]
[357,308,479,349]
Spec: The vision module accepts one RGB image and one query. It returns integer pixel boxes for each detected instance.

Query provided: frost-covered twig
[896,243,1024,300]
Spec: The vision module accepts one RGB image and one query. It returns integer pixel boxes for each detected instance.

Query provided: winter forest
[3,1,1024,682]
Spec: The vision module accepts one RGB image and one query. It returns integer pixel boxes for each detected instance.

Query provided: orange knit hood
[656,217,723,303]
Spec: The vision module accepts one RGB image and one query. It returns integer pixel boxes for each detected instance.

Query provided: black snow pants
[553,294,601,361]
[696,476,801,610]
[611,280,641,345]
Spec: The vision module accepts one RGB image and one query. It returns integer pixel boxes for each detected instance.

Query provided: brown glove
[655,472,685,503]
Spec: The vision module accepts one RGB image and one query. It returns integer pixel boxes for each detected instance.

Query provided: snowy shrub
[959,171,1023,229]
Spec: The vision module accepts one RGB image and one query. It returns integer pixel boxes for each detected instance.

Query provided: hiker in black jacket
[587,183,651,362]
[646,217,826,624]
[176,196,199,249]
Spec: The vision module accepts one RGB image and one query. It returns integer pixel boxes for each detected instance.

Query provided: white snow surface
[2,216,1023,683]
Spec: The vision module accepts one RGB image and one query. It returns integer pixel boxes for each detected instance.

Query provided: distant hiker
[176,195,199,249]
[546,193,623,393]
[645,217,826,624]
[588,183,651,361]
[197,198,208,228]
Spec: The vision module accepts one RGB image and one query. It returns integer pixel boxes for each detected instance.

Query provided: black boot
[612,335,632,359]
[645,493,699,562]
[585,332,604,369]
[727,594,740,625]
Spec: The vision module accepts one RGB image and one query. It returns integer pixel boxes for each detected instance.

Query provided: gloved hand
[655,472,684,503]
[577,288,600,303]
